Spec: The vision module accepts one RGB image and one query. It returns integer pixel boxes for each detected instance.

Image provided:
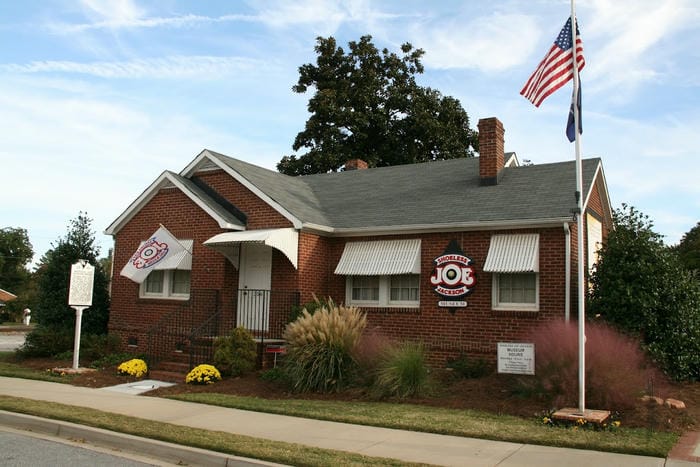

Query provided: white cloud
[1,56,271,79]
[80,0,145,24]
[584,0,700,93]
[409,12,541,71]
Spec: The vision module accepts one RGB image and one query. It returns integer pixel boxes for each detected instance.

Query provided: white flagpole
[570,0,586,414]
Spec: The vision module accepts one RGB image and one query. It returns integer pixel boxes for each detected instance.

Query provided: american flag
[520,17,585,107]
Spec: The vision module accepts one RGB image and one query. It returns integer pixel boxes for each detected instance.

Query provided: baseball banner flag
[120,225,186,284]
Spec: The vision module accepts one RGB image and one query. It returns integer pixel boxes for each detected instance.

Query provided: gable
[105,171,245,236]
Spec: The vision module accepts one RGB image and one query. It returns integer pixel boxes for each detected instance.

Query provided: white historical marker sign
[68,260,95,369]
[497,342,535,375]
[69,260,95,306]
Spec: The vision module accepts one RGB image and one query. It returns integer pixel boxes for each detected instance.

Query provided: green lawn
[170,393,677,458]
[0,354,679,459]
[0,395,424,467]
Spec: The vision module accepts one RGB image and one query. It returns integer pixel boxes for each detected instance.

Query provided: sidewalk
[0,377,696,466]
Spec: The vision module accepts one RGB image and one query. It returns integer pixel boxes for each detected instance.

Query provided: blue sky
[1,0,698,266]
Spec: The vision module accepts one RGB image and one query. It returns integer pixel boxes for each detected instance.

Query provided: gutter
[302,217,575,237]
[564,222,571,322]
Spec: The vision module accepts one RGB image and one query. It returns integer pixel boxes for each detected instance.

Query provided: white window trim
[491,272,539,312]
[346,275,420,308]
[140,270,191,300]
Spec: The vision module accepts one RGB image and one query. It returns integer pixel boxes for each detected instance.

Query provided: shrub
[80,333,122,361]
[589,204,700,381]
[16,326,73,358]
[289,296,329,323]
[117,358,148,378]
[446,353,491,379]
[213,326,257,377]
[91,352,143,369]
[513,321,664,409]
[351,327,392,386]
[186,364,222,385]
[283,297,366,392]
[373,341,430,398]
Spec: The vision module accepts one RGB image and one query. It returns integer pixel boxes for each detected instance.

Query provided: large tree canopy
[0,227,34,321]
[277,35,478,176]
[676,221,700,274]
[0,227,33,292]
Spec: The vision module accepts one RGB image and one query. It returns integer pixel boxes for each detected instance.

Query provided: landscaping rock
[664,398,686,410]
[641,395,664,405]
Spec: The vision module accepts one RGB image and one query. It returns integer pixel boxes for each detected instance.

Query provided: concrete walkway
[0,377,696,466]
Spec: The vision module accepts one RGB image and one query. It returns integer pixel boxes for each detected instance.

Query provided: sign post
[68,260,95,370]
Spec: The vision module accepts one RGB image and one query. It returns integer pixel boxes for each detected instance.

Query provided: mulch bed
[13,356,699,433]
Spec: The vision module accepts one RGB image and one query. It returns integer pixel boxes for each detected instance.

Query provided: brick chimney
[478,117,505,186]
[345,159,368,170]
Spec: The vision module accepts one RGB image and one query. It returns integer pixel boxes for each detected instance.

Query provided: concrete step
[155,360,191,374]
[148,369,186,383]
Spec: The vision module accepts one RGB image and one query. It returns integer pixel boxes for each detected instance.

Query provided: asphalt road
[0,426,164,466]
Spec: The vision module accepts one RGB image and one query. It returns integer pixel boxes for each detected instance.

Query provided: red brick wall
[109,178,300,352]
[314,228,568,366]
[110,187,227,349]
[195,169,293,229]
[110,165,595,368]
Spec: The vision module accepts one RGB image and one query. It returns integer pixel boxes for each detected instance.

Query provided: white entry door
[238,242,272,331]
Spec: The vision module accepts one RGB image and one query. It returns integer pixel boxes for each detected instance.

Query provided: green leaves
[588,204,700,381]
[278,35,477,175]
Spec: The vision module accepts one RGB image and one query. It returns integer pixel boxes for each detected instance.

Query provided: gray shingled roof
[210,152,601,230]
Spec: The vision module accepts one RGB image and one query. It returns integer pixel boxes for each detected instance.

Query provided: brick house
[105,117,612,369]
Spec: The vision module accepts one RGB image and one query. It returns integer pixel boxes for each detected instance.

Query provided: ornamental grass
[283,297,366,393]
[117,358,148,378]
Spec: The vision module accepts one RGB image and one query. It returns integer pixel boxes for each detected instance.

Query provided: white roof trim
[483,234,539,273]
[334,239,421,275]
[104,171,243,235]
[204,228,298,269]
[583,161,613,226]
[182,150,303,229]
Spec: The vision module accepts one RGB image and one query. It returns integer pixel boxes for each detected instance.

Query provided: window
[351,276,379,301]
[390,274,420,302]
[346,274,419,307]
[484,233,540,312]
[140,270,191,299]
[492,272,538,311]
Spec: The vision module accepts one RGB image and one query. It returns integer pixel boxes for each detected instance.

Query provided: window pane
[352,276,379,301]
[171,270,191,295]
[498,273,536,304]
[144,270,164,294]
[390,274,419,302]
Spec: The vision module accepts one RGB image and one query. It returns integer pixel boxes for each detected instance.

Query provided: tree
[277,35,478,175]
[676,221,700,274]
[0,227,34,321]
[589,204,700,380]
[33,212,110,336]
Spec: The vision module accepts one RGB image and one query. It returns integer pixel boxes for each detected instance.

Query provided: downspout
[564,222,571,322]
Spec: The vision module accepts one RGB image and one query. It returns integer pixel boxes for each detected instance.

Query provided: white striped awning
[203,228,298,269]
[334,239,421,275]
[483,234,539,273]
[153,239,193,270]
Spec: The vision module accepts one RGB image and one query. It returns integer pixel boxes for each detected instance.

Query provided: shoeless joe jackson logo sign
[430,240,476,310]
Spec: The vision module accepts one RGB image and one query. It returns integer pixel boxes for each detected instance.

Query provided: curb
[0,410,286,467]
